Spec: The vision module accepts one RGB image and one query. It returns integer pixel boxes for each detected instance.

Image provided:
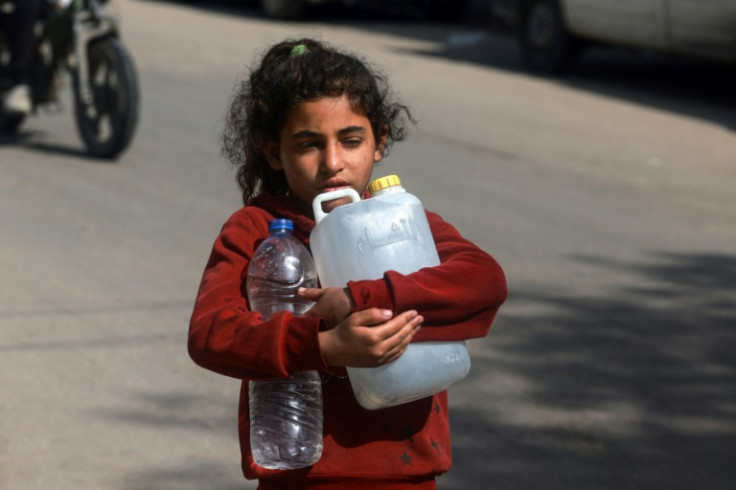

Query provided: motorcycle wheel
[0,113,25,134]
[73,37,139,159]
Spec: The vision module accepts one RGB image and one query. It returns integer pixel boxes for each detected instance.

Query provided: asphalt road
[1,1,735,489]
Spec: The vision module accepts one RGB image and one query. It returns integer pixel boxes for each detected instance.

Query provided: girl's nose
[322,143,343,173]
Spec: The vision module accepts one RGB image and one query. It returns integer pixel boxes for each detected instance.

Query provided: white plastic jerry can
[310,175,471,410]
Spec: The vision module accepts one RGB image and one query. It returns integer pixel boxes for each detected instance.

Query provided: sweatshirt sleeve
[188,210,328,380]
[346,211,507,342]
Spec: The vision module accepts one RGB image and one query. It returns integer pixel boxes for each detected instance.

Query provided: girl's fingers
[384,325,415,353]
[337,308,423,366]
[350,307,395,327]
[374,310,421,341]
[380,316,422,363]
[386,314,422,349]
[297,287,324,300]
[351,308,422,340]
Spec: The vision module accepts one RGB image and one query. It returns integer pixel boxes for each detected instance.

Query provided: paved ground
[1,1,735,489]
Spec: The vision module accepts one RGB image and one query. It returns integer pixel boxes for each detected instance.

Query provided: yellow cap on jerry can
[368,175,401,195]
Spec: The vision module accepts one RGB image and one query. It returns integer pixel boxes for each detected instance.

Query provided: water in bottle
[247,219,319,320]
[246,218,323,469]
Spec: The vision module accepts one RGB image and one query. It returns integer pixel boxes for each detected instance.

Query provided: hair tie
[291,44,309,56]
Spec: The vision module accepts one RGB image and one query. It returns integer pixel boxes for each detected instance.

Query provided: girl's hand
[318,309,423,368]
[300,287,354,328]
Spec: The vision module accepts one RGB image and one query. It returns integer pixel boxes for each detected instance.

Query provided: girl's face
[266,95,385,216]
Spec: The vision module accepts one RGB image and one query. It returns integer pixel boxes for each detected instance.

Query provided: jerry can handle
[312,188,361,224]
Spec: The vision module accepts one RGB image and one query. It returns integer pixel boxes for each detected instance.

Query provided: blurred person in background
[1,0,71,115]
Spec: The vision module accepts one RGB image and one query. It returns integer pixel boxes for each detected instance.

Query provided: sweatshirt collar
[249,194,316,238]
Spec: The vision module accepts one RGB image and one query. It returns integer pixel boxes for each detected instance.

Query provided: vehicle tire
[73,37,139,159]
[424,0,468,22]
[261,0,304,20]
[517,0,580,73]
[0,113,25,134]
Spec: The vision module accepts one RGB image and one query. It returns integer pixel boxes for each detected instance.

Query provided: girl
[188,38,507,490]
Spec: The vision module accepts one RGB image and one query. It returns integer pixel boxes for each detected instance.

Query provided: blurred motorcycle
[0,0,139,159]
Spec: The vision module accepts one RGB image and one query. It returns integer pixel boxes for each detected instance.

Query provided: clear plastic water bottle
[246,219,323,469]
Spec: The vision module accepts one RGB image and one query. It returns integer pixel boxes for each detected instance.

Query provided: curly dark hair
[221,38,414,205]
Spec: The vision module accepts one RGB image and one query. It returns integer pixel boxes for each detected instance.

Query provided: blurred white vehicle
[260,0,467,21]
[492,0,736,72]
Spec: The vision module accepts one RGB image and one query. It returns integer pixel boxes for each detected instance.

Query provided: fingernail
[381,309,393,318]
[297,287,305,293]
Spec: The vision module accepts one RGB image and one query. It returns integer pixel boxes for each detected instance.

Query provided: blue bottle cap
[269,219,294,232]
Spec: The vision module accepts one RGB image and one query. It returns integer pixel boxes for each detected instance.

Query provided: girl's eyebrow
[290,130,320,139]
[338,126,367,137]
[290,126,367,139]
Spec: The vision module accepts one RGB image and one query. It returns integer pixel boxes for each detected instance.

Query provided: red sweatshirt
[188,194,507,487]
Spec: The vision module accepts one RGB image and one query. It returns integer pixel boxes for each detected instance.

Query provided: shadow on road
[93,390,246,490]
[0,130,117,162]
[88,252,736,489]
[137,0,736,132]
[445,251,736,489]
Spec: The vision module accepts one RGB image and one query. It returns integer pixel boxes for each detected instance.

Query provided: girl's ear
[374,127,389,163]
[265,139,283,170]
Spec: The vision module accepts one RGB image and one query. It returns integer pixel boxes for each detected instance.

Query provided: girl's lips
[320,182,350,193]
